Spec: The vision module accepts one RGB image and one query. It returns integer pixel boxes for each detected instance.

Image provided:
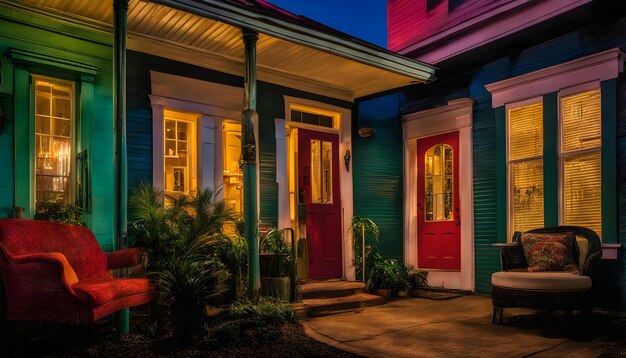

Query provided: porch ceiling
[16,0,436,101]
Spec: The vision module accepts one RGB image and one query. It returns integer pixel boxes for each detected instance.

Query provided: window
[310,139,333,204]
[560,88,602,236]
[34,77,74,210]
[163,110,196,195]
[223,121,243,214]
[507,101,544,234]
[290,109,334,128]
[425,144,454,221]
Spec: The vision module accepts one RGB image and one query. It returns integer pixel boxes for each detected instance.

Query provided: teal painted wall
[353,93,404,260]
[125,51,351,227]
[0,5,115,251]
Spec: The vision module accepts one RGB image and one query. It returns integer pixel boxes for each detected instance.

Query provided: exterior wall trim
[486,48,626,108]
[402,98,474,290]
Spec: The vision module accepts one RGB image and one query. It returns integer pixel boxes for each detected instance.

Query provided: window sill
[601,243,622,260]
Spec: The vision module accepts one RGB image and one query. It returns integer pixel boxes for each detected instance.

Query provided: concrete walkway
[303,295,616,357]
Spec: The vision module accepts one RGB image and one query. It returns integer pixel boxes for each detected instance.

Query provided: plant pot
[375,288,392,299]
[260,276,290,301]
[170,304,205,342]
[259,253,289,277]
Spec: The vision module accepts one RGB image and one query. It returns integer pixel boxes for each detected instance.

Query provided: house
[373,0,626,309]
[0,0,435,285]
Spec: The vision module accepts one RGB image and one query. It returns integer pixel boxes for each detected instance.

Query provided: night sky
[266,0,388,48]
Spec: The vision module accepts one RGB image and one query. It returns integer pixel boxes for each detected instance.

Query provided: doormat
[408,287,471,300]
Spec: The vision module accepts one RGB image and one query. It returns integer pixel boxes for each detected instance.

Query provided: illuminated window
[507,101,544,234]
[164,110,196,195]
[560,89,601,236]
[223,122,243,214]
[310,139,332,204]
[34,77,74,210]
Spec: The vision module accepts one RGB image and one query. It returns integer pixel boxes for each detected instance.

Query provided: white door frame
[276,96,354,280]
[402,99,474,290]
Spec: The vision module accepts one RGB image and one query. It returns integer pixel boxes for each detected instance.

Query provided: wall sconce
[358,127,376,138]
[344,146,351,172]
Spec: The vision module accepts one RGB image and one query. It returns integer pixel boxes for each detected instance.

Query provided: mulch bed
[2,314,360,358]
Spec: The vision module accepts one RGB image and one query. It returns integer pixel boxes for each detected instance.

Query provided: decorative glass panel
[561,89,601,152]
[322,141,332,204]
[34,77,74,210]
[425,144,453,221]
[511,159,544,232]
[310,140,321,203]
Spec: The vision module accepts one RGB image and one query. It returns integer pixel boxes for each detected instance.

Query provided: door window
[164,111,196,195]
[310,139,333,204]
[424,144,453,221]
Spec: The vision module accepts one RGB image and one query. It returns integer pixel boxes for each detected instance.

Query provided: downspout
[242,30,260,298]
[113,0,129,333]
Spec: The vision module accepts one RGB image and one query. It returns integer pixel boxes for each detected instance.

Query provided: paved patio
[303,294,623,357]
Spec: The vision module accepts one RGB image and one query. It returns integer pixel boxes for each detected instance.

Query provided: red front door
[298,129,342,279]
[417,131,461,270]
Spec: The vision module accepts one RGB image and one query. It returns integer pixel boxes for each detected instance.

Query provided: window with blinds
[508,102,544,235]
[560,88,601,237]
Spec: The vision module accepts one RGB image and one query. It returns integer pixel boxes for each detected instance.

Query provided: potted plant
[367,255,409,299]
[259,228,290,301]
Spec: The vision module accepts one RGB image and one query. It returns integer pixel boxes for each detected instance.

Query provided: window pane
[164,113,195,195]
[511,159,544,232]
[509,102,543,161]
[425,144,453,221]
[310,140,321,203]
[563,151,601,237]
[562,89,601,152]
[34,78,73,210]
[223,123,243,214]
[321,141,332,204]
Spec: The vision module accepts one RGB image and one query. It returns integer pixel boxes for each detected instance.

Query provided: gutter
[151,0,437,82]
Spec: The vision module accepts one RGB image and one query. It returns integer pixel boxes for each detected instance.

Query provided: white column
[213,118,224,202]
[199,115,215,191]
[275,118,290,229]
[340,113,354,281]
[151,104,164,190]
[459,122,475,290]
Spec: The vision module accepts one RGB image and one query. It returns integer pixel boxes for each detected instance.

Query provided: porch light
[358,127,376,138]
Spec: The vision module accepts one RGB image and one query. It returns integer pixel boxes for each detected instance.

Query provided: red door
[298,129,342,279]
[417,131,460,270]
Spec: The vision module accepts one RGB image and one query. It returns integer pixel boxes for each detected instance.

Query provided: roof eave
[152,0,437,83]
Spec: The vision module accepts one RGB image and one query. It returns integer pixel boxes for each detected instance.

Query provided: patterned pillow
[520,232,579,273]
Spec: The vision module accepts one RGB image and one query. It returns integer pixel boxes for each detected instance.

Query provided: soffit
[16,0,434,101]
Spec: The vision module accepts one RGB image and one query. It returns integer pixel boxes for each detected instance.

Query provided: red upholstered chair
[0,219,157,324]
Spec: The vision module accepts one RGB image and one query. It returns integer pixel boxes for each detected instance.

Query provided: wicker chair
[491,226,602,323]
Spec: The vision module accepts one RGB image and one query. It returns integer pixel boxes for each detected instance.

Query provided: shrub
[35,202,84,226]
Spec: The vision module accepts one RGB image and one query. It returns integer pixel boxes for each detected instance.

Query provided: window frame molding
[9,48,99,218]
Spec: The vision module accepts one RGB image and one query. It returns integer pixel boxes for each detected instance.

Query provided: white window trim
[280,96,354,280]
[486,48,625,108]
[557,83,602,229]
[401,98,474,290]
[505,97,544,238]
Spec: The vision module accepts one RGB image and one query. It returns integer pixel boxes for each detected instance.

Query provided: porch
[304,294,625,357]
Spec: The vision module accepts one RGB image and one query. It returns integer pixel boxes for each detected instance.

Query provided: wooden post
[113,0,129,334]
[242,30,260,298]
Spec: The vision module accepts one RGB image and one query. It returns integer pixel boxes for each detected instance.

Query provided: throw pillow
[520,232,579,273]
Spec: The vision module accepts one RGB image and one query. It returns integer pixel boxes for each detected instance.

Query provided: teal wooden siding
[353,93,404,260]
[543,93,558,227]
[125,51,350,227]
[0,5,115,250]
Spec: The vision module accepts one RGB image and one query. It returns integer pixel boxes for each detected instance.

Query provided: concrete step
[303,293,385,317]
[299,281,366,300]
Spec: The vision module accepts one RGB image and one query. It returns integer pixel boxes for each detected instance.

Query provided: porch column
[113,0,129,333]
[242,30,260,298]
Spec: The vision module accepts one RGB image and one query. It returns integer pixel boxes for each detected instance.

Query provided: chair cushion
[491,271,591,291]
[73,278,154,308]
[520,232,579,272]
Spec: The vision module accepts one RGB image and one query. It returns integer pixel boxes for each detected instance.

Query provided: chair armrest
[581,250,602,276]
[8,252,79,294]
[105,247,141,270]
[500,243,527,271]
